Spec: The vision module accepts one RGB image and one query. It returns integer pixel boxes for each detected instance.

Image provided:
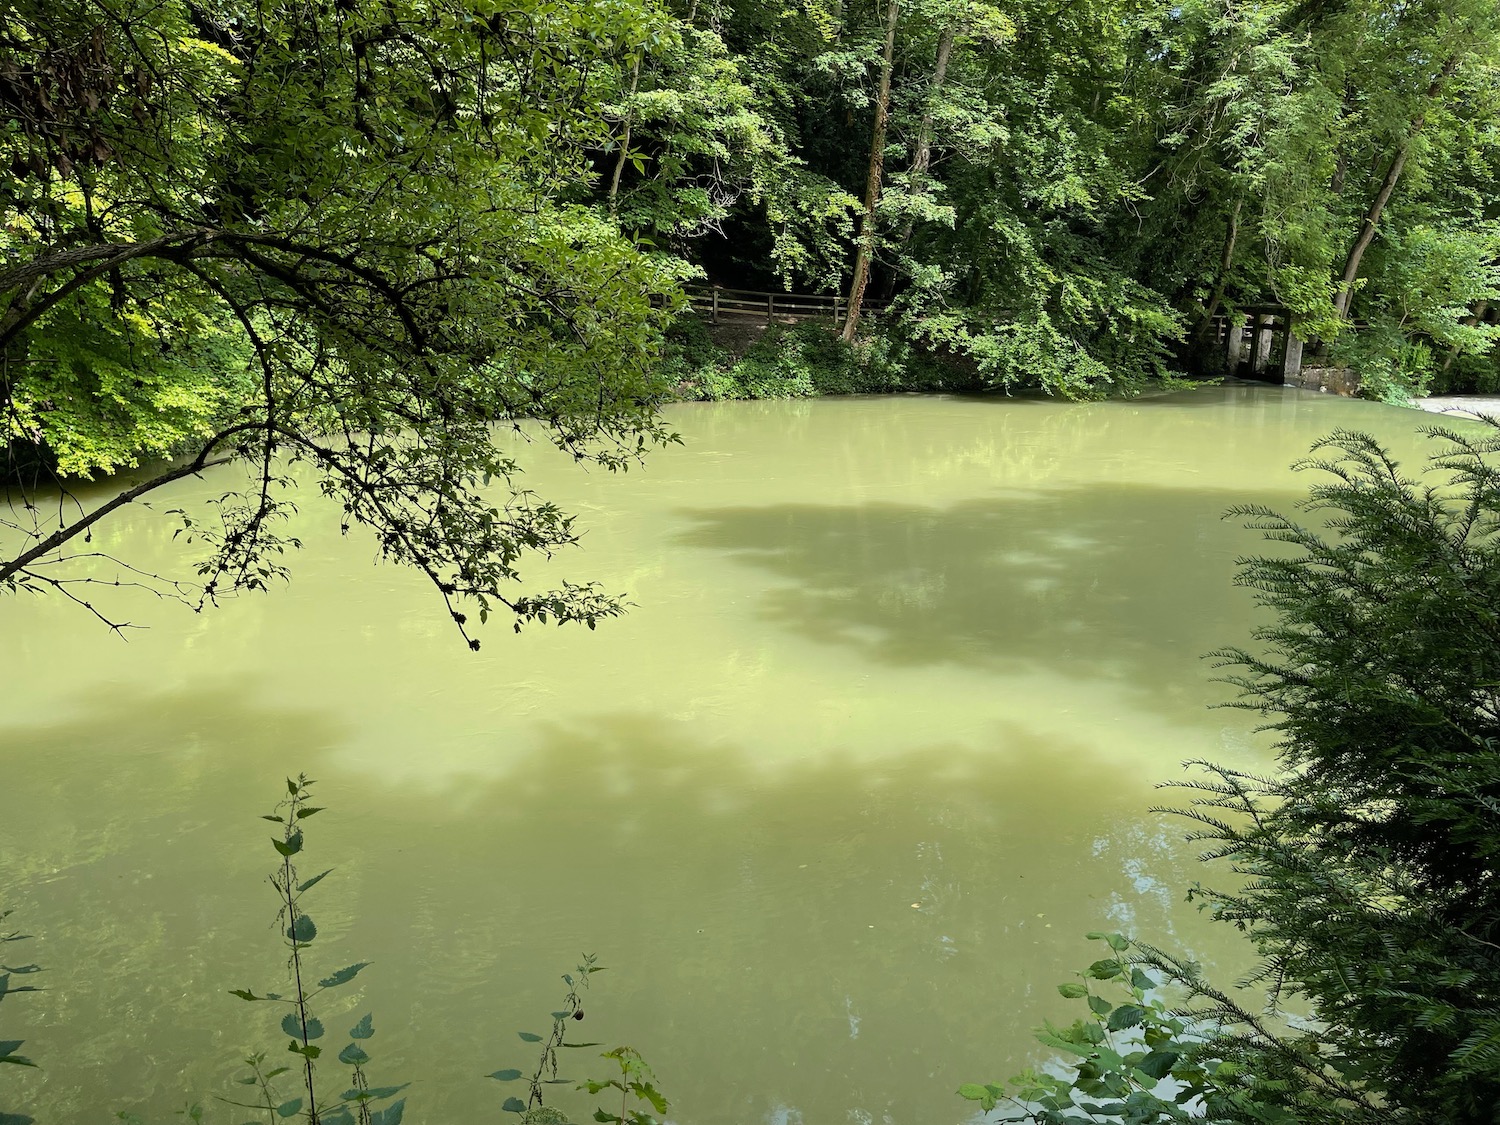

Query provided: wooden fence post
[767,293,775,324]
[711,285,719,325]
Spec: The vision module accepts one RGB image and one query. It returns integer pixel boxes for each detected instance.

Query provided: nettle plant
[221,778,665,1125]
[488,959,669,1125]
[225,777,402,1125]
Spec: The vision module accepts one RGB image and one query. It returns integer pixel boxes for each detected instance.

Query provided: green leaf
[1136,1050,1179,1080]
[1107,1005,1147,1032]
[1057,983,1088,999]
[296,807,325,819]
[1086,959,1124,980]
[339,1043,370,1066]
[519,1031,543,1042]
[362,1085,408,1101]
[1087,994,1112,1018]
[350,1014,374,1040]
[501,1098,526,1114]
[488,1069,524,1081]
[318,963,370,988]
[1130,968,1154,992]
[298,869,334,893]
[370,1099,405,1125]
[286,915,317,943]
[228,989,260,1002]
[276,1099,303,1119]
[272,831,304,857]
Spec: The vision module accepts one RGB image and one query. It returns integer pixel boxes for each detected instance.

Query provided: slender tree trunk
[1331,142,1411,321]
[1441,300,1489,374]
[607,56,643,215]
[1193,197,1241,341]
[896,22,955,246]
[1332,55,1459,320]
[842,0,900,342]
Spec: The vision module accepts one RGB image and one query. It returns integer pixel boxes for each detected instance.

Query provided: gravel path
[1414,396,1500,421]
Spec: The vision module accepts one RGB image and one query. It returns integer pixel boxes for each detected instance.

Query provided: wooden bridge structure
[684,284,887,328]
[1205,304,1308,383]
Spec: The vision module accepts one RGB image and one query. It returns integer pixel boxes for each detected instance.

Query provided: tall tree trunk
[895,22,956,247]
[607,56,643,216]
[841,0,900,343]
[1332,55,1459,320]
[1193,197,1241,340]
[1331,142,1411,321]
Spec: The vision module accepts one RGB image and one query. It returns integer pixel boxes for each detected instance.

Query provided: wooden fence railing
[683,284,887,327]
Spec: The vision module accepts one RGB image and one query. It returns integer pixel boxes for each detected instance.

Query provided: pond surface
[0,384,1470,1124]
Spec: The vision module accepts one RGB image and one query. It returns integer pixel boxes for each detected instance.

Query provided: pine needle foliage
[1184,422,1500,1121]
[967,422,1500,1123]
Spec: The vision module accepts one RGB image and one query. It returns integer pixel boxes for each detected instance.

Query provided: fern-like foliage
[1175,423,1500,1122]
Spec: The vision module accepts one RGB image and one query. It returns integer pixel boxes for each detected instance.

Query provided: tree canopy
[1,0,685,640]
[4,0,1500,631]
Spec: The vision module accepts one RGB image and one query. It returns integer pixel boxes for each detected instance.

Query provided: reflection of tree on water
[677,484,1297,728]
[0,692,1232,1125]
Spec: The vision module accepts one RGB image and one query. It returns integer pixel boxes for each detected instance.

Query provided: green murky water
[0,385,1471,1123]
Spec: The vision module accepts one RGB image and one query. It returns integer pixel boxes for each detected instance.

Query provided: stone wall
[1285,364,1360,396]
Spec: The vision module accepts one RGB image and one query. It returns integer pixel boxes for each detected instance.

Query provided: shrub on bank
[968,422,1500,1123]
[662,318,981,401]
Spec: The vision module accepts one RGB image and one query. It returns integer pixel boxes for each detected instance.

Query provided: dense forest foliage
[606,0,1500,401]
[4,0,1500,502]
